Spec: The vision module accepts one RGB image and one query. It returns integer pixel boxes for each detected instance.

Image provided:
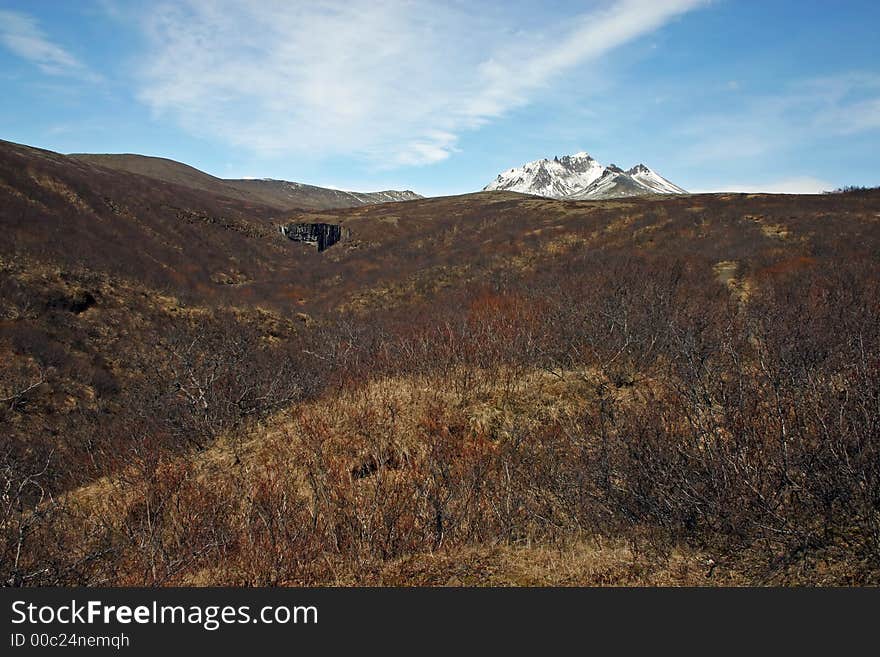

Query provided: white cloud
[0,10,98,81]
[135,0,706,166]
[680,73,880,164]
[692,176,834,194]
[817,97,880,135]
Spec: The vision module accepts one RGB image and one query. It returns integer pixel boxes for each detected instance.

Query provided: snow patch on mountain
[484,153,686,200]
[626,164,687,195]
[484,152,605,198]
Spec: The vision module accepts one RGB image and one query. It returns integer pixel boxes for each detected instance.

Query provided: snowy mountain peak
[484,152,686,200]
[627,163,650,175]
[484,152,605,198]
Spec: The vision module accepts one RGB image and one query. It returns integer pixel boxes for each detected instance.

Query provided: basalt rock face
[281,222,346,251]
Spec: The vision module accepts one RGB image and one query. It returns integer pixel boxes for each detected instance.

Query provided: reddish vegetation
[1,139,879,585]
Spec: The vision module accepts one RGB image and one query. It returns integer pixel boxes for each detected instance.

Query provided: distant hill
[69,152,421,210]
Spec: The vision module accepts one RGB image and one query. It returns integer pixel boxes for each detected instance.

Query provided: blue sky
[1,0,878,196]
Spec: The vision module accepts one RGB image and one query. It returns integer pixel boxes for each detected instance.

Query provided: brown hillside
[2,139,879,586]
[70,152,421,210]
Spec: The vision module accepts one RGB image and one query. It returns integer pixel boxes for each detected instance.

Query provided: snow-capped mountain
[484,152,605,198]
[484,153,686,200]
[625,164,687,195]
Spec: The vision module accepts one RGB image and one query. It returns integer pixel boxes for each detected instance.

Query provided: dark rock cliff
[281,222,346,251]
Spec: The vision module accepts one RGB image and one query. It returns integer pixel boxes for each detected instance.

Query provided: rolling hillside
[70,152,421,210]
[2,138,879,586]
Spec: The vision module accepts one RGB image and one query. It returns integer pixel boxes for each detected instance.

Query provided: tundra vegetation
[1,141,879,585]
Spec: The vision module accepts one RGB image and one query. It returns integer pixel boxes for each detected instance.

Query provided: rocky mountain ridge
[484,152,686,199]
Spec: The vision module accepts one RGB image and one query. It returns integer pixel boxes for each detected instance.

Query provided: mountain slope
[484,152,686,199]
[0,139,307,309]
[626,163,688,194]
[484,152,604,197]
[569,164,688,199]
[223,177,421,210]
[70,152,421,210]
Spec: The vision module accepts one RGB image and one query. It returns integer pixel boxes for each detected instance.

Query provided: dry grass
[4,140,880,586]
[372,541,739,586]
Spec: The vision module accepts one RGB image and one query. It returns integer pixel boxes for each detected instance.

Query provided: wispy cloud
[0,9,98,81]
[691,176,834,194]
[681,73,880,164]
[135,0,706,167]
